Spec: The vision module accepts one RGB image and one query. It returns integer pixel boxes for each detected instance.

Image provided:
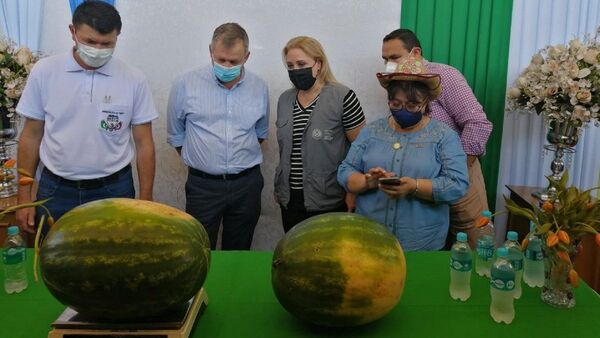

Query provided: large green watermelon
[40,198,211,320]
[271,213,406,327]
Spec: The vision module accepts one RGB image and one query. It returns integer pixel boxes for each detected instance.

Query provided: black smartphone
[379,177,402,186]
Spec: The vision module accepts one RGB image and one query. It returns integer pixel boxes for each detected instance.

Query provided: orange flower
[546,232,559,247]
[521,238,529,251]
[556,250,571,264]
[557,230,570,245]
[569,269,580,288]
[18,177,34,186]
[542,201,554,212]
[586,202,595,211]
[595,233,600,247]
[475,216,490,228]
[2,159,16,168]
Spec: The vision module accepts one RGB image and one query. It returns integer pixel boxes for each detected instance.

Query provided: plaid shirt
[425,60,492,156]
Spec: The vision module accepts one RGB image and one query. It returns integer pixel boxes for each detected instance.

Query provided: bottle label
[510,259,523,271]
[2,247,26,265]
[490,277,515,291]
[477,244,494,260]
[450,257,472,272]
[525,249,544,261]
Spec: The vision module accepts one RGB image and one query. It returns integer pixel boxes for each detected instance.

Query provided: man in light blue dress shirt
[167,23,269,250]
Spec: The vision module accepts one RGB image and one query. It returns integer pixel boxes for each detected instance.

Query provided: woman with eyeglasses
[337,58,469,251]
[274,36,366,233]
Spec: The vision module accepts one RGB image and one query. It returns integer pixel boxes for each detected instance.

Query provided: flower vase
[540,241,579,309]
[0,106,18,198]
[535,120,580,200]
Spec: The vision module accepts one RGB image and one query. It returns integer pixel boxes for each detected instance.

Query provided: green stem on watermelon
[0,198,51,217]
[33,214,45,282]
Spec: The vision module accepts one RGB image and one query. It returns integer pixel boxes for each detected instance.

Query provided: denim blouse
[338,117,469,251]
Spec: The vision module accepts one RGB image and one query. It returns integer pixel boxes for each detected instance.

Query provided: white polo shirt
[16,50,158,180]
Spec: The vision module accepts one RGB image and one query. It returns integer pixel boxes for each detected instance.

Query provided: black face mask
[288,67,317,90]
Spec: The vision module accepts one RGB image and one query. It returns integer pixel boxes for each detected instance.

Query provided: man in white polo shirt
[15,1,157,234]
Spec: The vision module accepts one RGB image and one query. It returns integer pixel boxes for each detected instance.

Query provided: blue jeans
[35,166,135,234]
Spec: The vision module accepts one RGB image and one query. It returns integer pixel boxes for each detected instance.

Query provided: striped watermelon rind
[40,198,211,320]
[271,212,406,327]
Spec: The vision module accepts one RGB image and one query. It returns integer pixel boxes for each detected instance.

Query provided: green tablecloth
[1,250,599,337]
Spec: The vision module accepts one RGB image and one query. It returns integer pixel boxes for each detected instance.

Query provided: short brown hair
[211,23,249,51]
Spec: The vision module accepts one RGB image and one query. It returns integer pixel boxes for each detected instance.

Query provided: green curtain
[400,0,513,211]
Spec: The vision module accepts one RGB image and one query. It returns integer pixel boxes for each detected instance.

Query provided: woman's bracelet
[413,178,419,196]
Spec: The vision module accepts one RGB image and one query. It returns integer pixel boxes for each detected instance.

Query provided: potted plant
[505,172,600,308]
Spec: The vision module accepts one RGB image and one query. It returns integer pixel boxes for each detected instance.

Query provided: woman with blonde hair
[274,36,366,232]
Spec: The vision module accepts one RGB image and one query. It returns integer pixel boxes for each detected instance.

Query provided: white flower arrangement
[0,37,40,121]
[507,27,600,129]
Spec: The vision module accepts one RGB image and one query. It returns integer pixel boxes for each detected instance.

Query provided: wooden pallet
[47,288,208,338]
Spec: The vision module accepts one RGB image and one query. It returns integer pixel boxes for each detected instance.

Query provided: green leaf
[505,203,535,221]
[539,222,554,233]
[572,223,598,234]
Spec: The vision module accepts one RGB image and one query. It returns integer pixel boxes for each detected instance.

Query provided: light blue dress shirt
[167,65,269,175]
[338,117,469,251]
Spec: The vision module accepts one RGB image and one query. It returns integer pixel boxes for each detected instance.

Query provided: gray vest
[274,83,351,211]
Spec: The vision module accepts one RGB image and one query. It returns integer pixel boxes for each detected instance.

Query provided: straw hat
[376,56,442,99]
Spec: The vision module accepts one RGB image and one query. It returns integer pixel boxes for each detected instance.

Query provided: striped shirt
[290,89,365,190]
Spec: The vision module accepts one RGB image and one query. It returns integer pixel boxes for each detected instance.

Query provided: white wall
[37,0,401,249]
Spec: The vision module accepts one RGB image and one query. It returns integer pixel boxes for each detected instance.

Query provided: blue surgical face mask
[213,63,242,82]
[390,108,423,129]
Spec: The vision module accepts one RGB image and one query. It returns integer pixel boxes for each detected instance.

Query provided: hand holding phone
[378,176,402,186]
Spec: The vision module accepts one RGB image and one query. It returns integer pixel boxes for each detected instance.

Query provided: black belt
[188,165,258,180]
[43,165,131,189]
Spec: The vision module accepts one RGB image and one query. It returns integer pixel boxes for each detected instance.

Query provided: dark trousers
[185,166,263,250]
[280,189,347,233]
[35,166,135,234]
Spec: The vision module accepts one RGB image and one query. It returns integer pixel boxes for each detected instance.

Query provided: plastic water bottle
[490,247,515,324]
[504,231,523,299]
[523,221,544,288]
[475,210,495,277]
[3,226,28,294]
[449,232,472,301]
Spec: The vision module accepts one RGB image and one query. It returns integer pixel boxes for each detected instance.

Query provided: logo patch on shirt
[311,128,323,140]
[323,129,334,141]
[100,110,124,133]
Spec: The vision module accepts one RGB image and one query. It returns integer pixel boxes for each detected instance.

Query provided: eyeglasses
[388,100,425,113]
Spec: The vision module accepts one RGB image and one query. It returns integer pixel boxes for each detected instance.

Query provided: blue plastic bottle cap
[7,226,19,236]
[482,210,492,218]
[497,247,509,257]
[529,221,536,232]
[457,232,468,242]
[507,231,518,241]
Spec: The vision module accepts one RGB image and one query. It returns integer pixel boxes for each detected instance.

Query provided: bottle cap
[529,221,536,232]
[507,231,518,241]
[7,226,19,236]
[482,210,492,218]
[457,232,468,242]
[497,247,508,257]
